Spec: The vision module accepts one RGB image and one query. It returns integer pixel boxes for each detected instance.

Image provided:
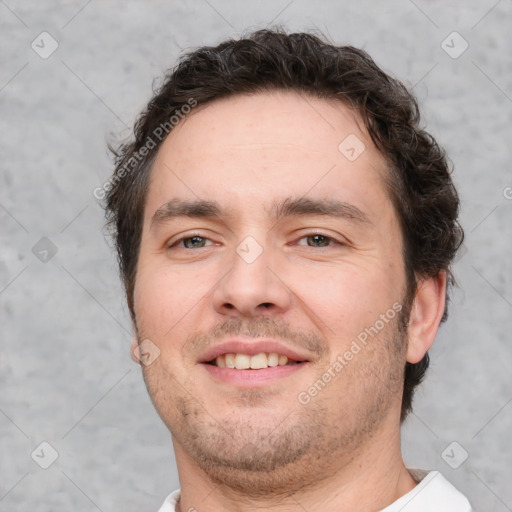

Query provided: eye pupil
[308,235,329,247]
[184,236,205,248]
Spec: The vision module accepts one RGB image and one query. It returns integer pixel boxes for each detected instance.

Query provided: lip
[201,362,308,387]
[197,337,312,364]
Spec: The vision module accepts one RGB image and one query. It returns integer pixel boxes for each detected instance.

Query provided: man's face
[134,91,409,492]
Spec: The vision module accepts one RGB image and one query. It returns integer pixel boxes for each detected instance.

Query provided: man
[104,28,471,511]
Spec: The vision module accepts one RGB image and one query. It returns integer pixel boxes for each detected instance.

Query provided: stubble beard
[140,313,408,497]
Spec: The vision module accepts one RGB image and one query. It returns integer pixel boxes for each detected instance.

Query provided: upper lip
[198,338,312,363]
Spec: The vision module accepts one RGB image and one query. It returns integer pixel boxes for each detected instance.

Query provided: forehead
[146,90,391,223]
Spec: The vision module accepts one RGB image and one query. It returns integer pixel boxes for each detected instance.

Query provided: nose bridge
[212,234,291,316]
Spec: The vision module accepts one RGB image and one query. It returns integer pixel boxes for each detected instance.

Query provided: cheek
[286,263,400,346]
[133,261,216,339]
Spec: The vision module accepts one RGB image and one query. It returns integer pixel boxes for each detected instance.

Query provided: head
[104,28,462,490]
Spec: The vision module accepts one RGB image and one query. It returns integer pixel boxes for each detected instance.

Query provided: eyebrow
[150,196,371,228]
[151,199,224,228]
[269,197,371,225]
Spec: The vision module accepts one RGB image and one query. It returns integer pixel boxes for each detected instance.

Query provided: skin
[132,90,446,512]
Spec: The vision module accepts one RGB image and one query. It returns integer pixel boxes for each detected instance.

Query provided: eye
[297,233,339,248]
[169,235,214,249]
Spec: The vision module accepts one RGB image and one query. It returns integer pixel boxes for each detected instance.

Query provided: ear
[131,338,141,364]
[406,272,447,364]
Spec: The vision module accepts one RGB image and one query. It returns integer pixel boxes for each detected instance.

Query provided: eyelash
[168,232,343,250]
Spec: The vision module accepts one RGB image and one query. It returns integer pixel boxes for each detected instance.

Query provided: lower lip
[200,363,308,387]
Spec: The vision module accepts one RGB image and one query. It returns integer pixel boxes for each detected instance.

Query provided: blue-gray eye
[306,234,331,247]
[182,236,207,248]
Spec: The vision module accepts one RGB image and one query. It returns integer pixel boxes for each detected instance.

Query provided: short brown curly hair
[104,28,463,421]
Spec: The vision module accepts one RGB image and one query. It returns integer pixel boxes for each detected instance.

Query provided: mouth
[201,356,308,387]
[198,340,311,387]
[206,352,306,370]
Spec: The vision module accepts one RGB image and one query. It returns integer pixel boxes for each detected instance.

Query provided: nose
[212,240,291,318]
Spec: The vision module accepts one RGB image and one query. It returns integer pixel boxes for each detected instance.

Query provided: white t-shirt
[157,470,471,512]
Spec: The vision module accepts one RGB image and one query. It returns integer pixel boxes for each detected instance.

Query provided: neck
[173,423,416,512]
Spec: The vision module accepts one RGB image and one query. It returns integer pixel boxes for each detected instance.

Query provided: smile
[208,352,304,369]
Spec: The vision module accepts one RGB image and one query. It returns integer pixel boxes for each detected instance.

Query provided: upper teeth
[216,353,290,369]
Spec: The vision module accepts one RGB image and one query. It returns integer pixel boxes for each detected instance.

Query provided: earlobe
[406,272,447,364]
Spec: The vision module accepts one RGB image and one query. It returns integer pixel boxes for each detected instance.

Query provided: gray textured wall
[1,1,511,511]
